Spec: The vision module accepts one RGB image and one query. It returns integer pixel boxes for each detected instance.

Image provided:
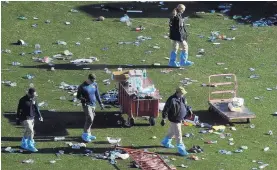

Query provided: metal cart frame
[208,74,256,123]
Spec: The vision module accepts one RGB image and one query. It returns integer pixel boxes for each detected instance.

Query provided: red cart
[118,77,160,126]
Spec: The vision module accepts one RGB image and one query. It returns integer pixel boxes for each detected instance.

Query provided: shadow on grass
[194,110,230,125]
[21,64,175,71]
[2,110,152,139]
[77,1,277,25]
[1,145,164,155]
[77,1,205,19]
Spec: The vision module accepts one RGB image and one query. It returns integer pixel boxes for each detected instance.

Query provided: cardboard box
[112,71,129,82]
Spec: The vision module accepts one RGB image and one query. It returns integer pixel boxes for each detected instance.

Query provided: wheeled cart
[208,74,256,123]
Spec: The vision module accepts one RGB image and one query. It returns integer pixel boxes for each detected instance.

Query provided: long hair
[172,4,186,16]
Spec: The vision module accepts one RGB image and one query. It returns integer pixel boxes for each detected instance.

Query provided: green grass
[1,1,277,170]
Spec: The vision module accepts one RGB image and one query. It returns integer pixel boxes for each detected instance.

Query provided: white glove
[39,117,44,122]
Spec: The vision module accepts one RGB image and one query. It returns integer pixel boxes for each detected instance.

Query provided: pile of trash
[208,31,235,42]
[101,89,119,105]
[118,35,152,46]
[2,80,17,87]
[252,14,277,27]
[218,3,232,14]
[180,78,198,86]
[59,82,79,93]
[94,149,129,165]
[70,57,98,65]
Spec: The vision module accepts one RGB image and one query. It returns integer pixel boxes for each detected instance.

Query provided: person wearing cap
[77,74,104,142]
[168,4,194,67]
[160,86,189,156]
[16,88,43,152]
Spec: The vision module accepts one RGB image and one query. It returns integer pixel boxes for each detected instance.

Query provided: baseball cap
[176,86,187,94]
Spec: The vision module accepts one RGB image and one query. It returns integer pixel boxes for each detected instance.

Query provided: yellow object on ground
[212,125,226,131]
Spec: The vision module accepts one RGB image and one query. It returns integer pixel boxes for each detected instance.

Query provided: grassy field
[1,1,277,170]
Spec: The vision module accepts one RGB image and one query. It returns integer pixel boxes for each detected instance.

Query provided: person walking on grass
[16,88,43,152]
[168,4,194,67]
[77,74,104,143]
[160,86,189,156]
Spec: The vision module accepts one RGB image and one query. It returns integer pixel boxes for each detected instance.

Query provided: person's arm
[95,84,103,106]
[16,99,22,124]
[34,100,42,119]
[162,97,172,119]
[77,85,86,103]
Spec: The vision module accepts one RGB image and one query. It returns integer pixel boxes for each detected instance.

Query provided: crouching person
[160,86,189,156]
[16,88,43,152]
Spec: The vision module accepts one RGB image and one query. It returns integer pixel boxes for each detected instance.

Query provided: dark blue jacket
[162,93,187,123]
[169,13,188,42]
[16,95,42,121]
[77,81,102,107]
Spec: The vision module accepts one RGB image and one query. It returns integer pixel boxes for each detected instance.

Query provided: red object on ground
[117,147,176,170]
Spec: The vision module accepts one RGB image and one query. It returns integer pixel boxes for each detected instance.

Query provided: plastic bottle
[34,44,41,54]
[142,69,147,79]
[54,137,65,141]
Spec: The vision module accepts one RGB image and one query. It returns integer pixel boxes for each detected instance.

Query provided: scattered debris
[18,16,27,20]
[65,21,71,25]
[188,155,199,160]
[2,49,11,53]
[263,147,269,151]
[12,62,21,66]
[57,40,67,45]
[219,150,232,155]
[70,9,79,13]
[250,124,255,128]
[180,164,189,168]
[249,75,259,79]
[22,159,34,164]
[205,140,217,144]
[96,16,105,21]
[249,68,255,72]
[268,130,273,135]
[2,81,17,87]
[4,147,15,153]
[240,146,248,150]
[107,137,121,145]
[54,137,65,141]
[161,69,173,74]
[72,143,86,149]
[230,127,236,131]
[49,160,56,164]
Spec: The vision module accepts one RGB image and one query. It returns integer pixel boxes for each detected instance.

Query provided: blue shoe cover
[27,139,38,152]
[82,133,92,142]
[177,143,189,156]
[168,51,180,67]
[21,137,28,150]
[180,52,194,66]
[161,137,175,148]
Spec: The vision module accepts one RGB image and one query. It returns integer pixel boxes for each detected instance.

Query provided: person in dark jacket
[168,4,194,67]
[16,88,43,152]
[160,86,189,156]
[77,74,104,142]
